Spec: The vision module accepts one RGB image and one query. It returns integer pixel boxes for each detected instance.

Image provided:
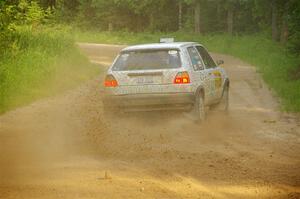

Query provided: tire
[216,85,229,112]
[194,92,206,122]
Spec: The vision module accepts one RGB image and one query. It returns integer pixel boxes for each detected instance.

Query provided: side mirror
[217,60,224,65]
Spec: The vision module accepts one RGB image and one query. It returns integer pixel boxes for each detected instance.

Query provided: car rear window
[112,49,181,71]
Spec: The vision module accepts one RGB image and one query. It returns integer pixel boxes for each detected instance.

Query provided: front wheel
[194,93,206,122]
[213,85,229,112]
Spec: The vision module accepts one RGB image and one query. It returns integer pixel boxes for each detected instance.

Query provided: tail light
[104,75,118,87]
[174,71,190,84]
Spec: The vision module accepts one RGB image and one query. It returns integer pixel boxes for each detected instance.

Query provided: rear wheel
[194,92,206,122]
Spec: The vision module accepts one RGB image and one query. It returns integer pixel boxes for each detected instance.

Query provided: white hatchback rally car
[103,41,229,121]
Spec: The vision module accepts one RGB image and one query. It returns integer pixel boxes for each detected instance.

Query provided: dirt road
[0,43,299,199]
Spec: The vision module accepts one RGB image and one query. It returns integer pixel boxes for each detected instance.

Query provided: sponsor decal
[213,71,222,89]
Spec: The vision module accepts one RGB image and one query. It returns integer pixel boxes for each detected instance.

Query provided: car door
[195,45,223,101]
[186,46,214,104]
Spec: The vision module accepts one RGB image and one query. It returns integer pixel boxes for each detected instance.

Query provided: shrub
[0,26,99,113]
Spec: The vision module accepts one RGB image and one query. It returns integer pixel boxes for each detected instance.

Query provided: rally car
[102,40,229,122]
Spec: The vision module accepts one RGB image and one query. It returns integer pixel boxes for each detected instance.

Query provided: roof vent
[160,38,175,43]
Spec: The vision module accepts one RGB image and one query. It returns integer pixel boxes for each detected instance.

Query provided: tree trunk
[178,1,183,31]
[227,6,233,35]
[194,0,201,34]
[217,3,222,30]
[49,0,56,8]
[108,23,113,32]
[280,19,288,44]
[149,13,155,31]
[280,2,289,44]
[271,0,279,41]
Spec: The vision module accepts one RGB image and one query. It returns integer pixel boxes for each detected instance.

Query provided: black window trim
[194,45,218,69]
[186,46,205,71]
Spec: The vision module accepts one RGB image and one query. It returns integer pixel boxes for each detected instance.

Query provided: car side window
[196,46,217,69]
[187,47,204,71]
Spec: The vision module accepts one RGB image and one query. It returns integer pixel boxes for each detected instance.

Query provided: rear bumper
[103,93,195,111]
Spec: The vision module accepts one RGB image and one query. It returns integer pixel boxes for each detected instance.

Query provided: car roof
[122,42,202,52]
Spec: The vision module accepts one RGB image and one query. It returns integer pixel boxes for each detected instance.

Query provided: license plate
[137,76,154,84]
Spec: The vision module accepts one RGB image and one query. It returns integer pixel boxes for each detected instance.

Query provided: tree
[194,0,201,33]
[271,0,279,41]
[178,0,183,31]
[39,0,56,9]
[280,0,288,44]
[286,0,300,55]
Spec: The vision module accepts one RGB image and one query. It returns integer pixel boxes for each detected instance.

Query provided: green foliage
[3,0,299,55]
[0,0,54,58]
[54,0,300,55]
[75,31,300,112]
[0,1,99,113]
[287,0,300,56]
[57,0,263,33]
[70,0,179,32]
[0,26,99,113]
[1,0,51,27]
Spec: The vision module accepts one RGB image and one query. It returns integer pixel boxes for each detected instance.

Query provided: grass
[75,31,300,112]
[0,26,100,114]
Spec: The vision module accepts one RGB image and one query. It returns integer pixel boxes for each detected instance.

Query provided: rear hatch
[111,49,181,89]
